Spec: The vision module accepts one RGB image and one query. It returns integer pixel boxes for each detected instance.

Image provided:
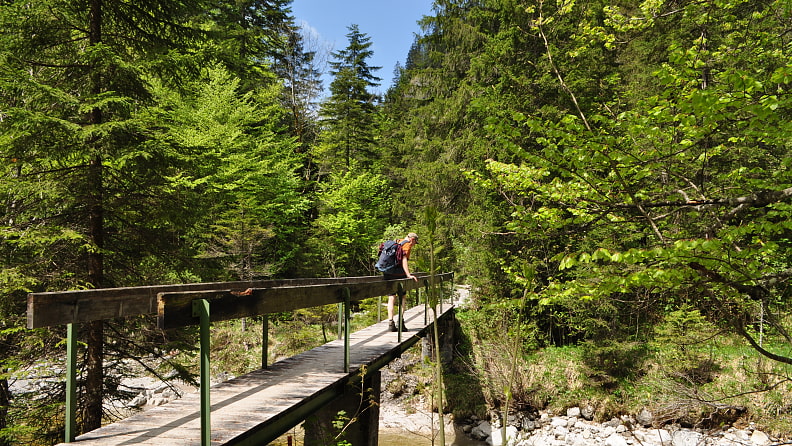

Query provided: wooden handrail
[157,272,453,329]
[27,273,454,329]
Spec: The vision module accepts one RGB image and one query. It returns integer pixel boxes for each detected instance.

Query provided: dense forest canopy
[0,0,790,443]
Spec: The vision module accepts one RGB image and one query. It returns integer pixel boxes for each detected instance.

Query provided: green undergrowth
[449,306,792,439]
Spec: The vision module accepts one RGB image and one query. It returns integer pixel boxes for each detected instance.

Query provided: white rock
[553,425,569,440]
[489,426,519,446]
[601,426,617,438]
[635,429,672,444]
[751,430,771,445]
[672,430,704,446]
[567,407,582,418]
[471,420,492,440]
[551,417,569,428]
[723,430,750,443]
[127,394,147,408]
[605,433,630,446]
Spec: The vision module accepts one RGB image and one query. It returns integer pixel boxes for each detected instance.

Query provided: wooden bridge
[27,272,455,445]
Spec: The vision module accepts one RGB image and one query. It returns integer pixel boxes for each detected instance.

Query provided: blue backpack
[375,239,409,273]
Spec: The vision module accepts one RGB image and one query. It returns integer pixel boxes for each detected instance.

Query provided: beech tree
[474,0,792,362]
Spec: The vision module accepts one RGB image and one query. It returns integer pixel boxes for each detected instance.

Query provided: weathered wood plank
[27,275,441,329]
[157,272,454,329]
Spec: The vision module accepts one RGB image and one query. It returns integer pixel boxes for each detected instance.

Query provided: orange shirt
[398,238,416,259]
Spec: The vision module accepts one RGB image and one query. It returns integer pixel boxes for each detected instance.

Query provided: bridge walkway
[58,304,453,445]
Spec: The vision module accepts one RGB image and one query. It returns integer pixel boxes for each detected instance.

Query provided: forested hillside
[1,0,791,444]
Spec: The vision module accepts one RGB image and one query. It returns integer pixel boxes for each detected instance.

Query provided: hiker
[380,232,419,332]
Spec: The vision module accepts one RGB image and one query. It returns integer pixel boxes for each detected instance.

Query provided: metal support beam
[337,303,343,340]
[262,315,269,369]
[192,299,211,446]
[343,288,351,373]
[65,323,77,443]
[423,280,429,325]
[397,284,404,342]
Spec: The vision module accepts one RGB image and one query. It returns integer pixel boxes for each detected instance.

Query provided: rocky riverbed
[454,408,786,446]
[380,356,788,446]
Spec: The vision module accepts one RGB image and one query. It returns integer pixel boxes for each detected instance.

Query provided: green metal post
[337,303,343,340]
[397,284,404,342]
[262,315,269,369]
[424,281,429,325]
[65,323,77,443]
[343,288,351,373]
[192,299,211,446]
[440,276,444,313]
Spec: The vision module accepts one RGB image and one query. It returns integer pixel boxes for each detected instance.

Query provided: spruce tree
[315,24,382,175]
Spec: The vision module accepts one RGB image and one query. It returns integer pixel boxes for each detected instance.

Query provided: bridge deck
[60,304,452,445]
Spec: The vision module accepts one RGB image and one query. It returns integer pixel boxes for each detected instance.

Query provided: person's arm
[402,255,417,281]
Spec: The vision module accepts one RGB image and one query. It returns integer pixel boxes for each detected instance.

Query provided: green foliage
[0,0,307,439]
[310,171,392,277]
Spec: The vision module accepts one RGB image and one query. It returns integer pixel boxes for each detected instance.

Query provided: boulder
[750,430,771,446]
[471,420,492,441]
[604,433,630,446]
[672,429,703,446]
[636,408,654,427]
[488,426,518,446]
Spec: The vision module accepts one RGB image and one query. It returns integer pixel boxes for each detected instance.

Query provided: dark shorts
[383,270,407,296]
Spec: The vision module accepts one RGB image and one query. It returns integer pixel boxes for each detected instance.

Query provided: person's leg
[396,292,408,330]
[387,294,396,320]
[383,271,406,330]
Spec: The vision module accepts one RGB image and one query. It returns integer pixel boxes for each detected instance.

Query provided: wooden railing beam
[156,273,453,329]
[27,276,389,329]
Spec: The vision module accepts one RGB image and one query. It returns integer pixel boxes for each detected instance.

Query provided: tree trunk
[83,0,106,432]
[0,376,10,446]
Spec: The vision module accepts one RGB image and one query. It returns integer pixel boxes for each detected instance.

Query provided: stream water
[272,426,487,445]
[378,426,487,445]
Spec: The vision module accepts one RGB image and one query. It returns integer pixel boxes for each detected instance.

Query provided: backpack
[375,239,409,273]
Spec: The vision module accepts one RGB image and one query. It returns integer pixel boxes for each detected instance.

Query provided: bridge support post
[65,323,77,443]
[193,299,212,446]
[303,370,381,446]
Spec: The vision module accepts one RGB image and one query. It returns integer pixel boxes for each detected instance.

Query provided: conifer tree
[273,23,324,151]
[315,24,382,175]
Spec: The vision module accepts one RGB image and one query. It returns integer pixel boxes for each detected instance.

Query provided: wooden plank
[157,273,454,329]
[55,304,456,446]
[27,275,399,329]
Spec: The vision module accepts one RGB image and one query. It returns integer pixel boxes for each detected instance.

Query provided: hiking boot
[389,320,398,332]
[400,321,409,331]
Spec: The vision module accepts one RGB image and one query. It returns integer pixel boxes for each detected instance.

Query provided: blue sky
[289,0,436,95]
